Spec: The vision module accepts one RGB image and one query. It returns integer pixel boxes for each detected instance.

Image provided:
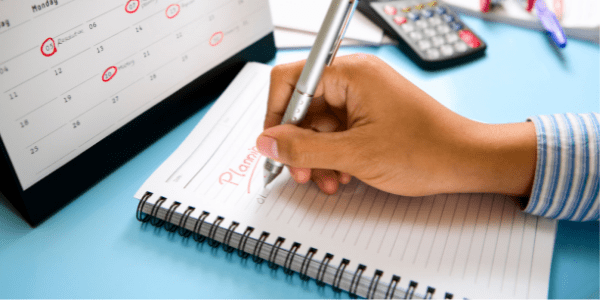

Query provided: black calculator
[357,0,487,69]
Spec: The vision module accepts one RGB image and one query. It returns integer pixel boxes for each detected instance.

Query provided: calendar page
[0,0,273,190]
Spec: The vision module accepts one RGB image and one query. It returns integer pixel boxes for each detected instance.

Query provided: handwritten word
[219,146,260,187]
[117,60,135,70]
[57,29,83,46]
[32,0,58,13]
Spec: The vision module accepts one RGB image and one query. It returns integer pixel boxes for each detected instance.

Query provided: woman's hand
[257,54,537,199]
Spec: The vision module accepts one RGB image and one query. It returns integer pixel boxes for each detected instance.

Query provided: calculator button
[402,23,416,32]
[409,31,423,40]
[415,19,428,28]
[442,14,454,22]
[424,28,436,37]
[428,1,438,7]
[422,9,434,17]
[445,32,459,43]
[394,16,408,25]
[431,35,445,47]
[436,24,451,34]
[401,7,411,12]
[454,41,468,52]
[428,16,442,26]
[407,12,420,21]
[459,29,481,48]
[440,44,454,56]
[426,48,441,59]
[415,4,424,10]
[434,6,446,14]
[384,5,397,15]
[418,39,432,50]
[449,22,463,31]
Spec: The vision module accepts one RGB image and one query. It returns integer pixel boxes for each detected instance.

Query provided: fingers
[265,61,305,129]
[256,124,355,173]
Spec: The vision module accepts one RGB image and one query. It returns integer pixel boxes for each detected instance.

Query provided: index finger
[264,60,306,129]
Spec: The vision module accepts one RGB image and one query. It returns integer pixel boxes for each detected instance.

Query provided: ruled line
[15,97,57,122]
[448,194,475,274]
[387,197,414,257]
[500,204,518,291]
[79,125,114,148]
[0,19,31,37]
[365,193,392,249]
[487,197,509,287]
[278,183,311,221]
[435,194,463,271]
[377,194,401,254]
[297,184,321,227]
[85,4,121,23]
[461,194,485,279]
[474,195,497,283]
[62,73,98,95]
[423,194,451,267]
[26,123,67,149]
[411,195,440,264]
[399,198,424,261]
[0,45,36,65]
[342,186,371,243]
[37,148,77,174]
[94,26,130,46]
[52,47,91,68]
[525,217,539,298]
[4,69,47,93]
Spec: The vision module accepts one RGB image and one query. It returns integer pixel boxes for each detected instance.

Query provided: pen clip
[326,0,358,66]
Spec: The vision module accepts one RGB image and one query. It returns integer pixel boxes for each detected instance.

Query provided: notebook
[134,62,557,299]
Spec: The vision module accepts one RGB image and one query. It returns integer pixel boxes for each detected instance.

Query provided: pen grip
[281,89,313,126]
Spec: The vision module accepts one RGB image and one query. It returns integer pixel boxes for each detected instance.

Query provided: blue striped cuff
[526,113,599,221]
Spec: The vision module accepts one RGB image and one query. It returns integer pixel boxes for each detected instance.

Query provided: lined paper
[135,63,556,299]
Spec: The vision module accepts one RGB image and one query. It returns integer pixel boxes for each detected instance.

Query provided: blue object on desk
[535,0,567,48]
[0,15,598,299]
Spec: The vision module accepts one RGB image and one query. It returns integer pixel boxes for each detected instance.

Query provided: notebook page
[135,62,556,299]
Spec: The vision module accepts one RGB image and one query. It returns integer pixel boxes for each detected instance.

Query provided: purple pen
[535,0,567,48]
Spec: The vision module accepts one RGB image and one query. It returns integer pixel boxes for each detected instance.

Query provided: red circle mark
[102,66,117,82]
[125,0,140,13]
[165,4,180,19]
[209,31,224,46]
[40,38,57,57]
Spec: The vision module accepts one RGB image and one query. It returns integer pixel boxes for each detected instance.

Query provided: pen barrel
[295,0,355,95]
[281,89,313,125]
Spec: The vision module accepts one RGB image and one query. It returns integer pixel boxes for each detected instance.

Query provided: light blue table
[1,16,598,299]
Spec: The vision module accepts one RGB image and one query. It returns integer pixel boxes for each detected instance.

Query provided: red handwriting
[125,0,140,13]
[41,37,57,57]
[165,4,180,19]
[209,31,223,46]
[102,66,117,82]
[219,146,261,193]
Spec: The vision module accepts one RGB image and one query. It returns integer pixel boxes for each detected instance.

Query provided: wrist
[460,121,537,197]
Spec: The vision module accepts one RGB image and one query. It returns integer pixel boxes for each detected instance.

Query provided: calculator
[357,0,487,69]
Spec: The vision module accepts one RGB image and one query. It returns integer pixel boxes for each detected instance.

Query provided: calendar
[0,0,273,190]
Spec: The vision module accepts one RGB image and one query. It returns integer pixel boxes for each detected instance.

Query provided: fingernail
[257,135,278,159]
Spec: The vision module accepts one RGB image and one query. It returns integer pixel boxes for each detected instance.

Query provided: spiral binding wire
[136,192,449,299]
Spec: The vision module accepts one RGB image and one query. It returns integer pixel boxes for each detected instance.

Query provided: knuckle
[286,137,308,167]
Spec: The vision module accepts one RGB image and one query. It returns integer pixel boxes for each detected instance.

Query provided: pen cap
[295,0,356,95]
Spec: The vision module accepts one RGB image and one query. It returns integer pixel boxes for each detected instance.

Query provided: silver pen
[263,0,358,187]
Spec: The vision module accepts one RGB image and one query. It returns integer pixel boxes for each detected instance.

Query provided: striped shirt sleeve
[526,113,599,221]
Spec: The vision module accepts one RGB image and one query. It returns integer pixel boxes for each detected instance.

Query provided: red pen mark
[248,154,263,194]
[165,4,180,19]
[125,0,140,13]
[41,38,57,57]
[102,66,117,82]
[209,31,223,46]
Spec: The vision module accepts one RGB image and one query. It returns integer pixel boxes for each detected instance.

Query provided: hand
[257,54,537,200]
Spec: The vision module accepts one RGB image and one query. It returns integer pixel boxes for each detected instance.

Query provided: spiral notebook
[133,62,557,299]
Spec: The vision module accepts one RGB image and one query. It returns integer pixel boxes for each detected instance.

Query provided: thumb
[256,124,353,172]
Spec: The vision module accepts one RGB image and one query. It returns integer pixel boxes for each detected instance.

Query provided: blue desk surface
[1,16,598,298]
